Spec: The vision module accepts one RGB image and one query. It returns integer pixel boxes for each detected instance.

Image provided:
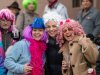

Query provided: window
[72,0,81,8]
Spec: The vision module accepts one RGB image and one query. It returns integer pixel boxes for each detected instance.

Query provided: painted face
[0,19,12,30]
[27,3,34,11]
[46,20,57,38]
[63,26,75,42]
[81,0,92,9]
[32,28,44,41]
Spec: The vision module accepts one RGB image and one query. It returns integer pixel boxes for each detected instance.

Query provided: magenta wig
[56,18,85,46]
[22,17,48,42]
[0,8,15,25]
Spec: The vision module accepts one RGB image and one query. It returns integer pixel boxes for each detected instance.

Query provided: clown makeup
[0,19,12,30]
[63,26,75,42]
[46,20,58,38]
[32,28,44,41]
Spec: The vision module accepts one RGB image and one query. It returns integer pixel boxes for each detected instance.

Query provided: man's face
[27,3,34,11]
[0,19,12,30]
[81,0,92,9]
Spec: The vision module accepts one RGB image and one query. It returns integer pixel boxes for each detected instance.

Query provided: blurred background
[0,0,99,19]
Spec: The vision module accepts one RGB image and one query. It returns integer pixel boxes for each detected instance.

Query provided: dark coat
[45,37,63,75]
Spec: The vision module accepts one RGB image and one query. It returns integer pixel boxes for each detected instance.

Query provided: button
[70,53,72,55]
[72,65,75,67]
[70,43,73,46]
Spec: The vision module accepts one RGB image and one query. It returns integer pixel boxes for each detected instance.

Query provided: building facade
[0,0,99,19]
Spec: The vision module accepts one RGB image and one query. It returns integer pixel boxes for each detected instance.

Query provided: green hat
[22,0,37,11]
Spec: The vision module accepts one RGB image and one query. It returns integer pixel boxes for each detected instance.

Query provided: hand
[23,63,33,74]
[78,36,88,48]
[62,60,70,70]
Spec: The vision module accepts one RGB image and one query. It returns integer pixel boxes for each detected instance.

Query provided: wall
[0,0,99,19]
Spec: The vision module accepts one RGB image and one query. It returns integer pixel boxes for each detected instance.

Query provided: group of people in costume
[0,0,100,75]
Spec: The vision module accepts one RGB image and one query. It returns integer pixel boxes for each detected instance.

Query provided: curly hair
[56,18,85,47]
[22,0,37,11]
[0,8,15,25]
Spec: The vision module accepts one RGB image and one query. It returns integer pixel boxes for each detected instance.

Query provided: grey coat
[77,7,100,36]
[16,11,38,33]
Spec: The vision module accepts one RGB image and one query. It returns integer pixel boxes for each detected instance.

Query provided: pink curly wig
[56,18,85,46]
[0,8,15,25]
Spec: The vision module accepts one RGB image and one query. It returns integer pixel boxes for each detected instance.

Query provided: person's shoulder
[58,2,66,7]
[90,7,99,13]
[14,39,29,46]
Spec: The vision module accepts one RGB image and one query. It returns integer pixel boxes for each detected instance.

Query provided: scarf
[0,31,6,75]
[27,38,46,75]
[48,0,58,8]
[0,29,16,66]
[0,30,5,58]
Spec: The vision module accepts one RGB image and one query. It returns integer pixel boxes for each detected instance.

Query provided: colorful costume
[0,9,18,75]
[57,19,99,75]
[43,11,64,75]
[4,17,47,75]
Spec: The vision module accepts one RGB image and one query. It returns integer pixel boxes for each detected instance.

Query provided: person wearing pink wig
[0,8,20,75]
[56,18,99,75]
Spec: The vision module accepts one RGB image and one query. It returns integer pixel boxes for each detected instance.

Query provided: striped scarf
[0,31,6,75]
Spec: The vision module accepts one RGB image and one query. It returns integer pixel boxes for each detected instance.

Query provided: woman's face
[32,28,44,41]
[81,0,92,10]
[27,3,34,11]
[46,20,57,38]
[0,19,12,30]
[63,26,75,42]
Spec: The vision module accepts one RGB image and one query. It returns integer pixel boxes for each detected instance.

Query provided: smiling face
[0,19,12,30]
[81,0,92,10]
[62,26,75,42]
[32,28,44,41]
[46,20,58,38]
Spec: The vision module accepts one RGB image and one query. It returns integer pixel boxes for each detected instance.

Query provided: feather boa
[27,38,46,75]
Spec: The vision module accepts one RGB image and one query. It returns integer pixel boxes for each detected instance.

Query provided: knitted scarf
[0,31,6,75]
[27,38,46,75]
[48,0,58,8]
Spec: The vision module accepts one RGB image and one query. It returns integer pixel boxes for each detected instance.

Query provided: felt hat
[8,1,20,10]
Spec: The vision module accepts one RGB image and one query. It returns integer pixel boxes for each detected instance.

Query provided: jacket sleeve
[16,12,24,33]
[81,38,99,64]
[93,11,100,36]
[62,6,69,19]
[4,41,24,73]
[0,56,7,75]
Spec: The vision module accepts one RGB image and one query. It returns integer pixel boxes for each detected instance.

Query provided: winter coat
[61,36,99,75]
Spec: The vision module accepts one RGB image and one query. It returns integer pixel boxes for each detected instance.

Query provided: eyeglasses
[0,19,12,23]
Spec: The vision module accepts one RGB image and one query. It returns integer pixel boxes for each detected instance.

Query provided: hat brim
[8,6,20,10]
